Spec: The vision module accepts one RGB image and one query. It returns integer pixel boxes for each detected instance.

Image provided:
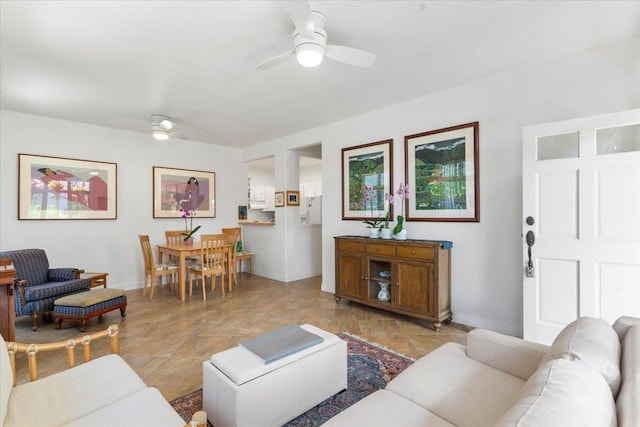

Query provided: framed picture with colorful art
[341,139,393,221]
[18,153,117,220]
[405,122,479,222]
[153,166,216,218]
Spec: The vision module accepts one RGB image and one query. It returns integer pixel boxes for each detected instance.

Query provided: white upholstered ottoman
[202,324,347,427]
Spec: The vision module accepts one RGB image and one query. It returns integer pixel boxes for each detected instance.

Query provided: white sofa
[0,333,185,427]
[325,316,640,427]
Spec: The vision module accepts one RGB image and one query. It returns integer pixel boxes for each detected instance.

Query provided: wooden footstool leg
[55,318,63,330]
[120,305,127,317]
[80,319,88,332]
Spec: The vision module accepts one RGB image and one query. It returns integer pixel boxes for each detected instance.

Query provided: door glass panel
[537,132,579,160]
[596,124,640,155]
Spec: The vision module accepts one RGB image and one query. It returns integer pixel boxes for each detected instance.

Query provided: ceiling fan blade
[285,0,315,39]
[325,44,376,68]
[255,50,295,70]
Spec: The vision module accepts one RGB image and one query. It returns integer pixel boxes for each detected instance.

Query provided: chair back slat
[200,234,227,271]
[165,230,185,245]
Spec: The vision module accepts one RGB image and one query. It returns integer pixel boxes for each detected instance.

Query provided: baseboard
[452,312,523,338]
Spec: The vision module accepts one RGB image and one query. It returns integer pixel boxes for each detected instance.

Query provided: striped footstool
[54,289,127,332]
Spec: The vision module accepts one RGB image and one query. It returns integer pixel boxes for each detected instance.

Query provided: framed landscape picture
[342,139,393,220]
[405,122,479,222]
[18,153,117,220]
[153,166,216,218]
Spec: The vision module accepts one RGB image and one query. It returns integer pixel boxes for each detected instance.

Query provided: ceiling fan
[256,0,376,70]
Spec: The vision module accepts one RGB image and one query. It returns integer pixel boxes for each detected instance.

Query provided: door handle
[525,230,535,277]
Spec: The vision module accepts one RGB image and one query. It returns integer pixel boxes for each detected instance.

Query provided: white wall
[243,36,640,336]
[0,111,246,289]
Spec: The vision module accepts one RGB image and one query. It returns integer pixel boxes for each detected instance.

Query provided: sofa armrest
[48,268,81,281]
[466,329,549,380]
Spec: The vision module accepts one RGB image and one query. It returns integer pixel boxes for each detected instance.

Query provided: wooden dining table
[156,241,232,301]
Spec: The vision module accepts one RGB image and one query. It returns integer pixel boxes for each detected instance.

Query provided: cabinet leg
[432,321,442,332]
[334,295,341,304]
[444,316,452,325]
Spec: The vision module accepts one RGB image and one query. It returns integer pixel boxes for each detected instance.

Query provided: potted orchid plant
[362,185,384,238]
[180,207,201,244]
[380,201,393,239]
[390,183,410,240]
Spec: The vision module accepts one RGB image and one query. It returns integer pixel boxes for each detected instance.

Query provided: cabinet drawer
[337,240,365,253]
[397,245,434,260]
[367,244,395,256]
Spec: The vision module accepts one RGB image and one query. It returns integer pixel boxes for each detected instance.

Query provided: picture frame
[405,122,479,222]
[342,139,393,220]
[275,191,285,207]
[153,166,216,218]
[18,153,117,220]
[286,190,300,206]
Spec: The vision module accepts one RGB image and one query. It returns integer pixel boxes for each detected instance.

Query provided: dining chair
[222,231,239,291]
[165,230,198,286]
[221,227,253,277]
[138,235,179,300]
[188,234,226,301]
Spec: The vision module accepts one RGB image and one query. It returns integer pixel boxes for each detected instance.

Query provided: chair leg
[189,274,194,297]
[149,274,156,300]
[31,312,39,331]
[142,274,148,296]
[202,275,207,301]
[221,272,225,297]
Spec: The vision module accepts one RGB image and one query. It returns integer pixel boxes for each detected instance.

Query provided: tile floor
[12,274,468,401]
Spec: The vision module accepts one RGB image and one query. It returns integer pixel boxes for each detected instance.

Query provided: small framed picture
[286,191,300,206]
[275,191,285,207]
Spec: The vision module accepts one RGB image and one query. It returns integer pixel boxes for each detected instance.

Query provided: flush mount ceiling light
[150,115,174,142]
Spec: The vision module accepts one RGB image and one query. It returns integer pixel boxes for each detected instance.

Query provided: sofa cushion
[62,387,185,427]
[617,325,640,427]
[3,354,147,427]
[23,279,90,301]
[540,316,621,396]
[466,328,549,380]
[385,342,525,427]
[323,389,455,427]
[493,358,617,427]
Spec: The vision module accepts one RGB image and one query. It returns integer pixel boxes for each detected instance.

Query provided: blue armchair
[0,249,90,330]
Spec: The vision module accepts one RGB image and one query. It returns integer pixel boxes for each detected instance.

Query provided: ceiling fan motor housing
[292,10,327,66]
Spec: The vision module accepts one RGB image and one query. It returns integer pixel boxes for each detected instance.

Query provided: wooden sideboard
[334,236,452,331]
[0,258,16,341]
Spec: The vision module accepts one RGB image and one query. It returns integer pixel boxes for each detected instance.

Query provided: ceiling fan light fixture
[152,126,170,142]
[150,114,173,142]
[296,44,324,67]
[159,119,174,130]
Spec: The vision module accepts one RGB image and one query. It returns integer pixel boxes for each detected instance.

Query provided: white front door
[522,109,640,344]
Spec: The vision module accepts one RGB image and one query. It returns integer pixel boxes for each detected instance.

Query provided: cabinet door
[265,186,275,210]
[250,185,266,201]
[336,253,364,299]
[396,260,435,316]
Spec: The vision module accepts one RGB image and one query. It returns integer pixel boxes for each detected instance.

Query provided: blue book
[240,325,324,364]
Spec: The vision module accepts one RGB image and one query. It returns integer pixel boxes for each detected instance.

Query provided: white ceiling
[1,1,638,148]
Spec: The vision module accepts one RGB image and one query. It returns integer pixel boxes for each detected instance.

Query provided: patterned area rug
[170,333,414,426]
